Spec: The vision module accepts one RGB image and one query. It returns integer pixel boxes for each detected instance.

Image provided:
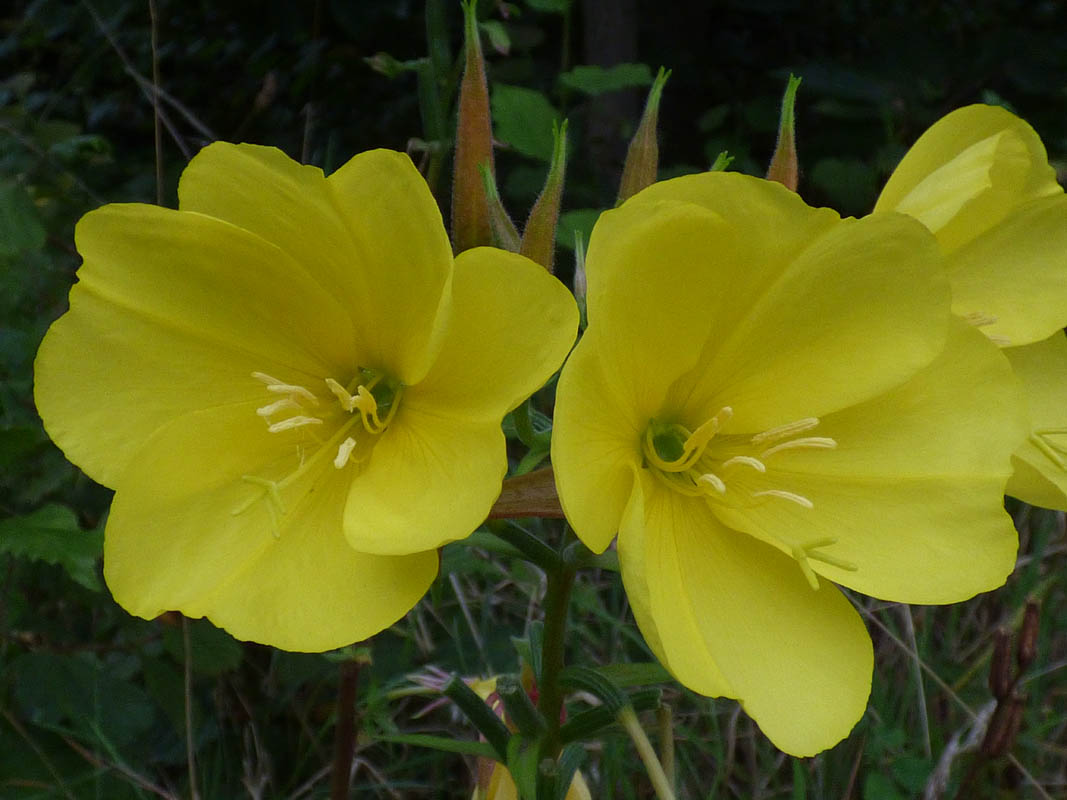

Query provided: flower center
[642,407,856,589]
[234,368,405,536]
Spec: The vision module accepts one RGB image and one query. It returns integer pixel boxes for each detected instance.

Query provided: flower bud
[989,626,1013,700]
[1017,600,1040,669]
[617,67,670,205]
[452,0,495,252]
[766,74,802,192]
[521,120,569,272]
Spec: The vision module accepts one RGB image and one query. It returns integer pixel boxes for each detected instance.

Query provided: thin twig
[182,617,201,800]
[861,601,1054,800]
[1,709,78,800]
[901,604,932,758]
[61,732,178,799]
[329,659,362,800]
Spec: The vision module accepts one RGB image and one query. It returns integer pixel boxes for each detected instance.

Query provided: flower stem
[618,706,677,800]
[329,659,362,800]
[538,552,576,758]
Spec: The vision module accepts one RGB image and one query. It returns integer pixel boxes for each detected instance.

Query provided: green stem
[538,555,576,759]
[618,706,677,800]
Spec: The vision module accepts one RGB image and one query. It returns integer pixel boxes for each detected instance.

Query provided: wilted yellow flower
[875,103,1067,508]
[35,143,577,651]
[552,171,1025,755]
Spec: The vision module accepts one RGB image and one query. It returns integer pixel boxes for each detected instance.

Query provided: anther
[267,415,324,433]
[760,436,838,458]
[697,473,727,494]
[752,489,814,508]
[333,436,357,469]
[750,417,820,445]
[720,455,766,472]
[252,371,319,404]
[256,398,300,418]
[962,311,999,328]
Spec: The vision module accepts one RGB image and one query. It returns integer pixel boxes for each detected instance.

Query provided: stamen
[787,538,857,591]
[720,455,766,472]
[251,372,319,404]
[325,378,358,412]
[988,334,1011,347]
[333,436,357,469]
[750,417,820,445]
[760,436,837,458]
[682,407,733,459]
[751,489,814,508]
[256,398,300,417]
[696,473,727,494]
[790,544,821,590]
[267,415,324,433]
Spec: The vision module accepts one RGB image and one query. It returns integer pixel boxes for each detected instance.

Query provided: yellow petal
[947,195,1067,346]
[34,204,352,486]
[407,246,578,422]
[714,319,1023,603]
[104,404,436,651]
[552,334,643,553]
[342,408,506,554]
[674,211,949,432]
[621,470,872,756]
[179,143,454,384]
[1004,332,1067,509]
[875,104,1061,254]
[582,199,741,422]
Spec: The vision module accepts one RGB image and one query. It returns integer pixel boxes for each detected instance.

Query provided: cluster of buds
[981,599,1040,759]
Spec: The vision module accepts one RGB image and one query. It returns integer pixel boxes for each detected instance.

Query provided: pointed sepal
[479,161,521,251]
[451,0,495,253]
[766,74,802,192]
[520,120,569,272]
[617,67,670,205]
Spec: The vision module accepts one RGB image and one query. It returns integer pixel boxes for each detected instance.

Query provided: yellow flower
[474,762,591,800]
[875,103,1067,508]
[551,172,1025,755]
[34,143,578,651]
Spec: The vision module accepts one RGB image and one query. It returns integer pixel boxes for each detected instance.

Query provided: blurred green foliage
[2,0,1066,797]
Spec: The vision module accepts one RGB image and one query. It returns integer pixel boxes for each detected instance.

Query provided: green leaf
[559,63,653,95]
[596,662,671,687]
[492,85,559,161]
[479,20,510,54]
[862,772,905,800]
[162,618,243,676]
[506,733,541,800]
[12,652,156,749]
[0,181,46,257]
[375,733,497,759]
[0,504,103,591]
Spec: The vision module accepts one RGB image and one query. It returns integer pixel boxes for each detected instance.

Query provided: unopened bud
[1017,600,1040,669]
[451,0,495,253]
[766,74,802,192]
[478,162,520,251]
[981,692,1025,758]
[520,120,568,272]
[617,67,670,204]
[989,627,1013,700]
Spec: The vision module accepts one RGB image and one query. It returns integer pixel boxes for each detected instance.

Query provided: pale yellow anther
[962,311,998,328]
[720,455,766,472]
[750,417,819,445]
[333,436,358,469]
[752,488,813,508]
[252,371,319,404]
[256,398,300,418]
[697,472,727,494]
[325,378,358,412]
[267,415,323,433]
[760,436,837,458]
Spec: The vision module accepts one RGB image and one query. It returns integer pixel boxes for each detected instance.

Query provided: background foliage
[2,0,1066,797]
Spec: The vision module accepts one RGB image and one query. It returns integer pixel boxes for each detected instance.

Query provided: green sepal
[559,688,662,744]
[443,674,511,761]
[498,673,548,738]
